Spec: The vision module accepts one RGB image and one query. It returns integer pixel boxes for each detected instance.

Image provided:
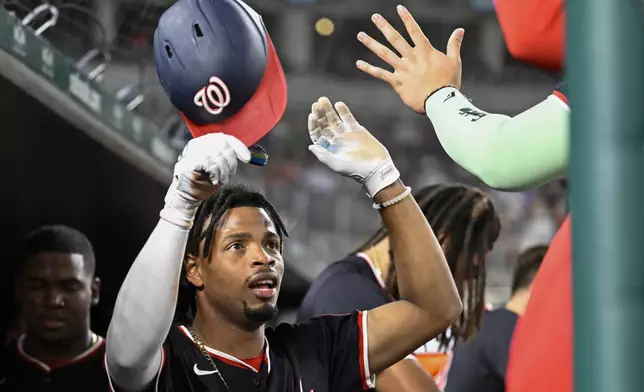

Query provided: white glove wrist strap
[363,159,401,198]
[372,186,412,210]
[159,205,197,229]
[159,187,200,229]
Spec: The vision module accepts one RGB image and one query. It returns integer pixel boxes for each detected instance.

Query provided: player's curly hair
[175,183,288,324]
[354,183,501,349]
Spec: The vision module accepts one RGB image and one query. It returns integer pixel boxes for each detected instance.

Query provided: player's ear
[185,255,204,289]
[91,277,101,306]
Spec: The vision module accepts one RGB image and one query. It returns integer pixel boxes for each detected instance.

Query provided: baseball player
[298,183,501,392]
[0,226,105,391]
[105,96,462,391]
[103,1,463,391]
[442,245,547,392]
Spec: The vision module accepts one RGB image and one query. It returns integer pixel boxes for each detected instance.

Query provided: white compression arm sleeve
[106,218,189,391]
[424,87,570,191]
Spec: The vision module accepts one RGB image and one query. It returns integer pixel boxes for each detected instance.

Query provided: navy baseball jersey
[106,311,375,392]
[443,308,518,392]
[297,254,390,321]
[0,334,107,391]
[298,254,435,375]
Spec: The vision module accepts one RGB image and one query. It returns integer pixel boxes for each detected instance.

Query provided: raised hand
[308,97,400,198]
[161,133,251,227]
[356,5,464,113]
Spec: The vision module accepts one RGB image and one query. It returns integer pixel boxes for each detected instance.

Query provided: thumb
[308,145,336,166]
[225,135,252,163]
[446,28,465,59]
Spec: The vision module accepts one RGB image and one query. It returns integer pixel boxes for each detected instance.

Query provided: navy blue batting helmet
[154,0,287,147]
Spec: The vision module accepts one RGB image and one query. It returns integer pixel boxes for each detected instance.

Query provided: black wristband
[422,85,457,114]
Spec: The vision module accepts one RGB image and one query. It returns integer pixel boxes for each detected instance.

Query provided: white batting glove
[160,133,251,228]
[308,97,400,198]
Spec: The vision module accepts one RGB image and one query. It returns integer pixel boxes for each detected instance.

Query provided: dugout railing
[0,4,178,183]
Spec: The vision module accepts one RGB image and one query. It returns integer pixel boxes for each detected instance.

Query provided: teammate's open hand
[356,5,464,113]
[308,97,399,198]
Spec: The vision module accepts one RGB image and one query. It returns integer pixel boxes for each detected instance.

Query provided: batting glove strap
[159,182,201,229]
[363,159,401,198]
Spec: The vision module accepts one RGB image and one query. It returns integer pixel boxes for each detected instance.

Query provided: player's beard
[243,301,279,325]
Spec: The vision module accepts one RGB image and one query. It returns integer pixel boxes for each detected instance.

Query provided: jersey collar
[178,325,271,374]
[16,332,104,372]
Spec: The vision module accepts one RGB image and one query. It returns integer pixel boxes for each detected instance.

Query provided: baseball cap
[153,0,287,147]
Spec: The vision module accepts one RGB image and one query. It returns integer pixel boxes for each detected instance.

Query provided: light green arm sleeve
[424,87,569,191]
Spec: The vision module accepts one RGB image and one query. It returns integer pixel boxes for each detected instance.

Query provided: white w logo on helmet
[194,76,231,115]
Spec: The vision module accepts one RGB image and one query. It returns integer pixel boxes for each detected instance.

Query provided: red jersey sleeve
[494,0,565,71]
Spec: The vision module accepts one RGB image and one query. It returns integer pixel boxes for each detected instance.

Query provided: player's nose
[250,245,276,267]
[44,289,65,308]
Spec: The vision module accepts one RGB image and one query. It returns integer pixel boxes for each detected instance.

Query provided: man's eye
[267,241,280,250]
[229,243,244,251]
[63,282,82,291]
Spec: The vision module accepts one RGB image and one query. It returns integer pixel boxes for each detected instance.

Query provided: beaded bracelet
[372,186,412,210]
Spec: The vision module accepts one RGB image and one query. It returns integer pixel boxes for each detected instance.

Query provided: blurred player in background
[0,225,105,391]
[355,5,572,392]
[441,245,547,392]
[105,96,463,392]
[298,183,500,391]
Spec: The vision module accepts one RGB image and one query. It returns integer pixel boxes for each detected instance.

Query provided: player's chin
[35,326,72,342]
[243,302,279,324]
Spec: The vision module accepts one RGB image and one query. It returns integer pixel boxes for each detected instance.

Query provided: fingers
[357,31,403,69]
[223,146,238,178]
[314,98,344,137]
[224,135,252,163]
[317,97,347,134]
[207,144,236,185]
[312,102,336,140]
[215,156,230,184]
[446,28,465,60]
[370,13,413,58]
[356,60,398,86]
[308,112,322,144]
[396,5,431,49]
[205,156,224,184]
[335,102,360,131]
